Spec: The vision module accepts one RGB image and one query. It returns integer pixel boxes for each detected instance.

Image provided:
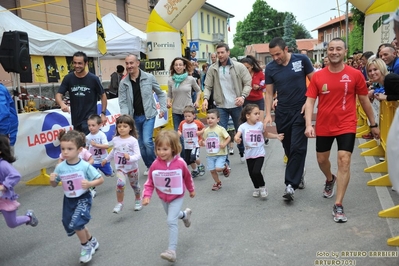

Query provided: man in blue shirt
[264,37,314,201]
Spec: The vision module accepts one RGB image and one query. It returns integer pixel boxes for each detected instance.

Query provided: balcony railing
[212,33,225,44]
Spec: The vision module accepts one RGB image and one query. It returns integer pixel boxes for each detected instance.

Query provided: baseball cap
[384,8,399,24]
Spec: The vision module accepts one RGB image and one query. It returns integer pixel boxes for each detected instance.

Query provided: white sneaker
[240,154,245,163]
[252,189,260,198]
[160,249,176,262]
[79,243,95,263]
[229,148,234,155]
[113,202,123,214]
[143,169,149,176]
[260,187,268,198]
[90,188,97,198]
[134,200,143,211]
[182,208,192,227]
[283,184,294,201]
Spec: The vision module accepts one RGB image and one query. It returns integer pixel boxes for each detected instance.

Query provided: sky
[206,0,351,46]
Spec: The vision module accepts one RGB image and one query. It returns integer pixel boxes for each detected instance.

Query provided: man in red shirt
[304,38,380,223]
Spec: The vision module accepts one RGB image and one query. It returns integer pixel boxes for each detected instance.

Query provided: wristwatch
[101,111,106,115]
[369,123,378,128]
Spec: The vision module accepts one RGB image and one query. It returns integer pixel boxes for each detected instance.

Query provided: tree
[348,7,365,55]
[283,13,297,52]
[233,0,313,48]
[230,45,245,59]
[233,0,282,46]
[293,23,312,39]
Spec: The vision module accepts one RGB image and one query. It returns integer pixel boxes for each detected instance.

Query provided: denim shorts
[206,155,227,170]
[94,162,113,176]
[62,191,92,236]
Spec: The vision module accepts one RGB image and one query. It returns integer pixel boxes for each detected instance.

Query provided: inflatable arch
[146,0,207,129]
[349,0,399,52]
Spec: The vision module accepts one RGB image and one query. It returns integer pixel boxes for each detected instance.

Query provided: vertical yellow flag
[96,0,106,55]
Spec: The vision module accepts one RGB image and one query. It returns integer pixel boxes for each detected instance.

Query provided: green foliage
[230,46,245,58]
[293,23,312,39]
[233,0,313,49]
[348,6,365,55]
[283,13,297,52]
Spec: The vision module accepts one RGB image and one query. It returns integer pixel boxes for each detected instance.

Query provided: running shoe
[143,169,149,176]
[191,170,200,178]
[332,204,348,223]
[323,175,336,198]
[229,148,234,155]
[253,189,260,198]
[90,236,99,251]
[182,208,192,228]
[79,243,95,263]
[283,184,294,201]
[160,250,176,262]
[25,210,38,227]
[113,202,123,214]
[134,200,143,211]
[260,186,268,198]
[198,164,206,176]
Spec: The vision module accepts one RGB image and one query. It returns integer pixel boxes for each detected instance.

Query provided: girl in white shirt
[234,104,284,198]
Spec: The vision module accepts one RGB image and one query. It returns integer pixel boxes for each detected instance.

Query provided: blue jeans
[134,115,156,168]
[172,113,185,157]
[217,107,244,155]
[161,197,184,251]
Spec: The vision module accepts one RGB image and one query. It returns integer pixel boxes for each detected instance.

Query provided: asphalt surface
[1,137,399,266]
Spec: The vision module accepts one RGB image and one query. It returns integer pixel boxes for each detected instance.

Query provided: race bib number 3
[60,171,86,198]
[153,169,183,195]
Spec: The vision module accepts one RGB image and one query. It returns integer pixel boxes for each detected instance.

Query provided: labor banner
[14,95,167,178]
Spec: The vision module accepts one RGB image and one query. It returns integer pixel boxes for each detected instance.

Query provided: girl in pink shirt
[142,130,195,263]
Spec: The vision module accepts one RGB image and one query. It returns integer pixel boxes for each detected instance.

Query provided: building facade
[311,14,354,63]
[1,0,154,34]
[244,39,318,66]
[185,3,234,64]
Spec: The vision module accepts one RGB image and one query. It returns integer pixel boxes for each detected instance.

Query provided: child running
[234,104,284,198]
[0,134,38,228]
[101,114,142,213]
[177,105,205,178]
[86,114,113,198]
[58,130,94,165]
[201,109,231,191]
[50,130,104,264]
[142,130,195,263]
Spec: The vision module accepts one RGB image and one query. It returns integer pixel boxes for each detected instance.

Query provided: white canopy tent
[0,5,98,57]
[67,13,147,58]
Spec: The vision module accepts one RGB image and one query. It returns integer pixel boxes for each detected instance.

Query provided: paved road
[1,137,399,266]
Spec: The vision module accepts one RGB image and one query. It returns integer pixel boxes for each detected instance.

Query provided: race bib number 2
[152,169,183,195]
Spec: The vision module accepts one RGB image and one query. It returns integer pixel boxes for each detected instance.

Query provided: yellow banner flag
[55,56,68,82]
[96,0,106,55]
[31,55,47,83]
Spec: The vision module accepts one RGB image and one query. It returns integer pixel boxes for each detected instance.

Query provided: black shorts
[184,148,200,165]
[316,133,356,153]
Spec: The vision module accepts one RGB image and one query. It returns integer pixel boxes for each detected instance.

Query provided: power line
[233,2,348,34]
